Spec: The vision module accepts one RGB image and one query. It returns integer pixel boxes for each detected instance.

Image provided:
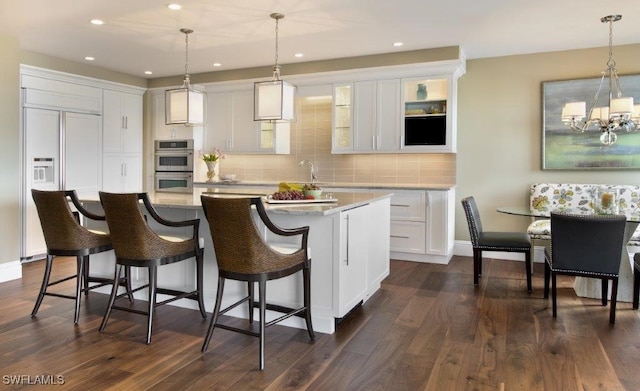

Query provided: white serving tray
[264,198,338,204]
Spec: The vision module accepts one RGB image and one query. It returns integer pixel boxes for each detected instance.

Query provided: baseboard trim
[0,260,22,283]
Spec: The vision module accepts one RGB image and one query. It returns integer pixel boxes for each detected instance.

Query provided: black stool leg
[551,273,558,317]
[100,264,123,333]
[83,255,90,296]
[633,266,640,310]
[601,279,609,306]
[202,277,225,352]
[196,253,207,319]
[248,281,254,324]
[525,250,532,293]
[146,266,158,344]
[258,279,266,370]
[73,255,85,324]
[32,254,54,317]
[610,278,618,324]
[543,262,550,299]
[303,264,315,340]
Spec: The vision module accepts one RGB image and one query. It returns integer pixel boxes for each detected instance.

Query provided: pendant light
[165,28,205,126]
[561,15,638,145]
[254,13,295,122]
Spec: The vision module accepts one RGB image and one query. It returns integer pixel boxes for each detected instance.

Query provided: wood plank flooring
[1,256,639,390]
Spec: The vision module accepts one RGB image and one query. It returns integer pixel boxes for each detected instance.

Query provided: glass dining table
[497,206,640,303]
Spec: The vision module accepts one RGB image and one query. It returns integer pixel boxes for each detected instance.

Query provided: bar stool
[98,192,206,344]
[200,196,315,370]
[30,189,132,324]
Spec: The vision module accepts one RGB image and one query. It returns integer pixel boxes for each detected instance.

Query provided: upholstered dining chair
[98,192,207,344]
[633,252,640,310]
[30,189,132,324]
[461,196,532,292]
[544,212,626,324]
[199,196,315,370]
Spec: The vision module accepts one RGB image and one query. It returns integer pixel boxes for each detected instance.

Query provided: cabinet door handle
[372,135,375,149]
[345,214,350,266]
[124,116,128,129]
[123,163,127,177]
[391,204,410,207]
[390,235,410,239]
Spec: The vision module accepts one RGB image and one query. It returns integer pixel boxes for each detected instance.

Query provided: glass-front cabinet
[332,84,353,152]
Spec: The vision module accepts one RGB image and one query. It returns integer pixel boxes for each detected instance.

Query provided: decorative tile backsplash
[214,96,456,185]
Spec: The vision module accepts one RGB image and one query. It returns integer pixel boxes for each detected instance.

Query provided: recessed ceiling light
[144,71,153,75]
[167,3,182,10]
[213,63,222,67]
[84,56,95,61]
[393,42,404,47]
[90,19,104,25]
[294,53,304,58]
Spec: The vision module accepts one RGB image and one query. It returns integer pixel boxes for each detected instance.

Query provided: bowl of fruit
[302,184,322,199]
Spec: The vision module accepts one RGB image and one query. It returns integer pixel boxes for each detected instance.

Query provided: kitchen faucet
[298,160,317,183]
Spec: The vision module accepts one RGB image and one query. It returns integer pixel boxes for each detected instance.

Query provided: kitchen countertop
[194,180,455,191]
[82,188,392,216]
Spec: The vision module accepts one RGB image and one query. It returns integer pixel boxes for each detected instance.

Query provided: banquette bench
[528,183,640,246]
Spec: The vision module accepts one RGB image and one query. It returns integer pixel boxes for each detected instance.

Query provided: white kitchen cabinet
[400,77,456,153]
[388,188,455,264]
[336,205,368,317]
[332,84,353,152]
[333,79,401,153]
[102,89,143,192]
[205,90,290,154]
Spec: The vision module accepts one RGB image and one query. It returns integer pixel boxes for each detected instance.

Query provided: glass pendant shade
[609,97,633,115]
[562,101,586,120]
[165,28,204,126]
[254,13,295,122]
[165,86,205,125]
[254,79,295,121]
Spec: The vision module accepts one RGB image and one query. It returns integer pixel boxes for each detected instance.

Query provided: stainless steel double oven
[154,139,194,193]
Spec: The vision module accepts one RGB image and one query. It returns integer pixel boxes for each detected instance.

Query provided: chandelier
[165,28,205,126]
[254,13,295,122]
[561,15,639,146]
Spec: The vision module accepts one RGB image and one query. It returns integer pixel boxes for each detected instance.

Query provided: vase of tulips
[201,149,225,182]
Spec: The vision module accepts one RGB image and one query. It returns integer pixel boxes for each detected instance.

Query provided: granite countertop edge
[194,180,455,191]
[81,189,393,216]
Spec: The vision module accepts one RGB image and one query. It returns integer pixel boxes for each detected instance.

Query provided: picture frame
[542,74,640,170]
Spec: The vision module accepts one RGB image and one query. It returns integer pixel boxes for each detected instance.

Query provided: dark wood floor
[1,256,640,390]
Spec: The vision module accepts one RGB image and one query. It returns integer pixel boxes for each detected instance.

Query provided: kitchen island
[83,188,391,334]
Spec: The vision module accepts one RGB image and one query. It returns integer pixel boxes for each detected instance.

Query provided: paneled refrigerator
[21,107,102,260]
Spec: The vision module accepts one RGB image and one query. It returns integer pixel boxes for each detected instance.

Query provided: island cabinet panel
[336,204,369,317]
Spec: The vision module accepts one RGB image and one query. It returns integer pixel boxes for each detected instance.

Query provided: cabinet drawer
[390,221,425,254]
[390,191,426,221]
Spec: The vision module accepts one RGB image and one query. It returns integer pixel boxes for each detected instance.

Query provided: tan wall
[456,44,640,241]
[0,34,21,265]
